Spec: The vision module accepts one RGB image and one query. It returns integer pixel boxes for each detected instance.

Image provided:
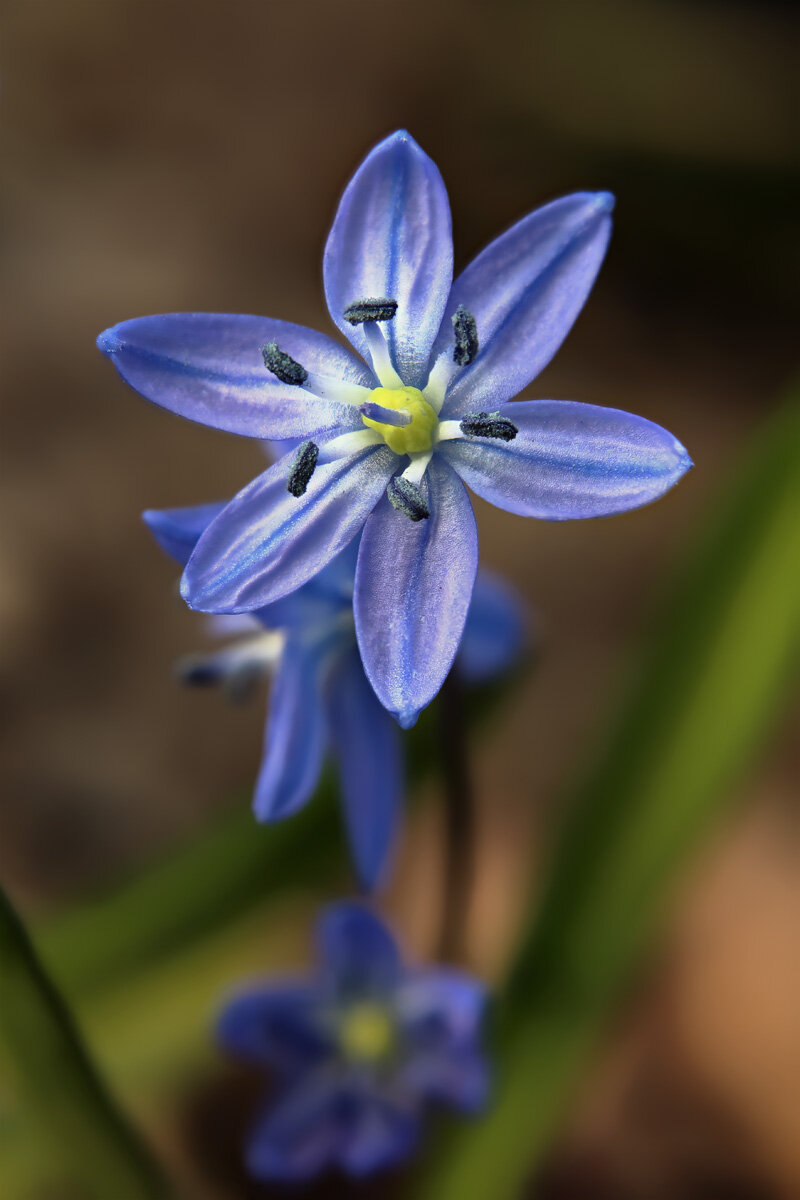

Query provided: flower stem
[437,671,476,963]
[0,883,169,1200]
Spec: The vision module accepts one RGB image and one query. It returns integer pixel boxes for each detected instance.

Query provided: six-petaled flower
[217,902,489,1182]
[145,501,525,887]
[98,129,691,728]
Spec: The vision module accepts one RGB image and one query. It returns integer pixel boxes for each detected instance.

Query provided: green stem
[438,671,476,963]
[0,884,169,1200]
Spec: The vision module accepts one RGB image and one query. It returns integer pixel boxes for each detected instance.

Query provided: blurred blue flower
[99,130,690,727]
[217,902,489,1182]
[145,502,524,888]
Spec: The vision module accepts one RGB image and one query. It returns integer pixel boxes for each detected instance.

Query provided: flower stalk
[438,671,476,964]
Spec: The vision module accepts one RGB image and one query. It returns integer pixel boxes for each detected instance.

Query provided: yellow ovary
[338,1002,396,1063]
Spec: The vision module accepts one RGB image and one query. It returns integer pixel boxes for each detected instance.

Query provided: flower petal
[217,981,329,1073]
[395,969,490,1112]
[98,313,370,438]
[246,1078,419,1182]
[252,642,326,821]
[245,1076,345,1183]
[181,442,396,613]
[432,192,613,415]
[339,1096,419,1177]
[354,458,478,728]
[324,647,403,890]
[397,969,488,1041]
[142,501,227,567]
[457,571,527,684]
[324,131,453,388]
[398,1046,490,1113]
[315,902,402,996]
[441,400,692,519]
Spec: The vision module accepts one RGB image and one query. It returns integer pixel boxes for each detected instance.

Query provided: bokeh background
[2,1,798,1197]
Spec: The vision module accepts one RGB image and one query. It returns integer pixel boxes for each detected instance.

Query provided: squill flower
[217,902,489,1182]
[99,130,690,726]
[145,502,524,887]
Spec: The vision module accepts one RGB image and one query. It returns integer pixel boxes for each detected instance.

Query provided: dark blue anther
[459,411,518,442]
[452,305,478,366]
[343,298,398,325]
[287,440,319,497]
[387,475,430,522]
[262,342,309,386]
[174,655,221,687]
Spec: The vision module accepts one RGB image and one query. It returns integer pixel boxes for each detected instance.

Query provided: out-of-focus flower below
[144,503,525,888]
[217,902,489,1182]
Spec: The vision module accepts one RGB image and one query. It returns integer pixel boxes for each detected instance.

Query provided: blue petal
[339,1095,420,1177]
[245,1076,344,1183]
[181,442,396,613]
[395,970,490,1112]
[324,131,453,388]
[397,1046,490,1113]
[354,457,478,728]
[252,642,326,821]
[457,571,527,684]
[441,400,692,519]
[98,313,370,439]
[217,982,329,1074]
[142,501,227,567]
[246,1078,419,1182]
[315,902,402,996]
[432,192,614,415]
[397,969,488,1041]
[324,648,404,890]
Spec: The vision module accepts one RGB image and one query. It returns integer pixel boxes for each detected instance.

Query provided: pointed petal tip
[179,573,204,612]
[96,325,123,356]
[396,707,419,731]
[594,190,615,214]
[673,438,693,474]
[372,128,426,159]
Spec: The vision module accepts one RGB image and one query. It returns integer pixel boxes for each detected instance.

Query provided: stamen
[322,428,383,459]
[387,475,429,522]
[402,451,432,485]
[459,411,518,442]
[287,440,319,496]
[342,297,403,387]
[343,298,398,324]
[359,401,412,427]
[452,305,479,366]
[174,655,222,687]
[435,419,463,443]
[261,342,308,386]
[363,323,403,388]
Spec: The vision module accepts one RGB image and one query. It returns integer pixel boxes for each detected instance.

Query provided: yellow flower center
[338,1002,395,1063]
[361,386,438,455]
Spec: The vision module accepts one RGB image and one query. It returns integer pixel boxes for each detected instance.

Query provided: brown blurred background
[2,1,799,1196]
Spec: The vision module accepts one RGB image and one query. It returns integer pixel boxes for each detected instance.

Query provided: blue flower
[217,902,489,1182]
[144,502,525,888]
[99,130,691,728]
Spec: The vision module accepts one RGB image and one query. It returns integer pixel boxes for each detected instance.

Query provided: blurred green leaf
[420,391,800,1199]
[0,887,169,1200]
